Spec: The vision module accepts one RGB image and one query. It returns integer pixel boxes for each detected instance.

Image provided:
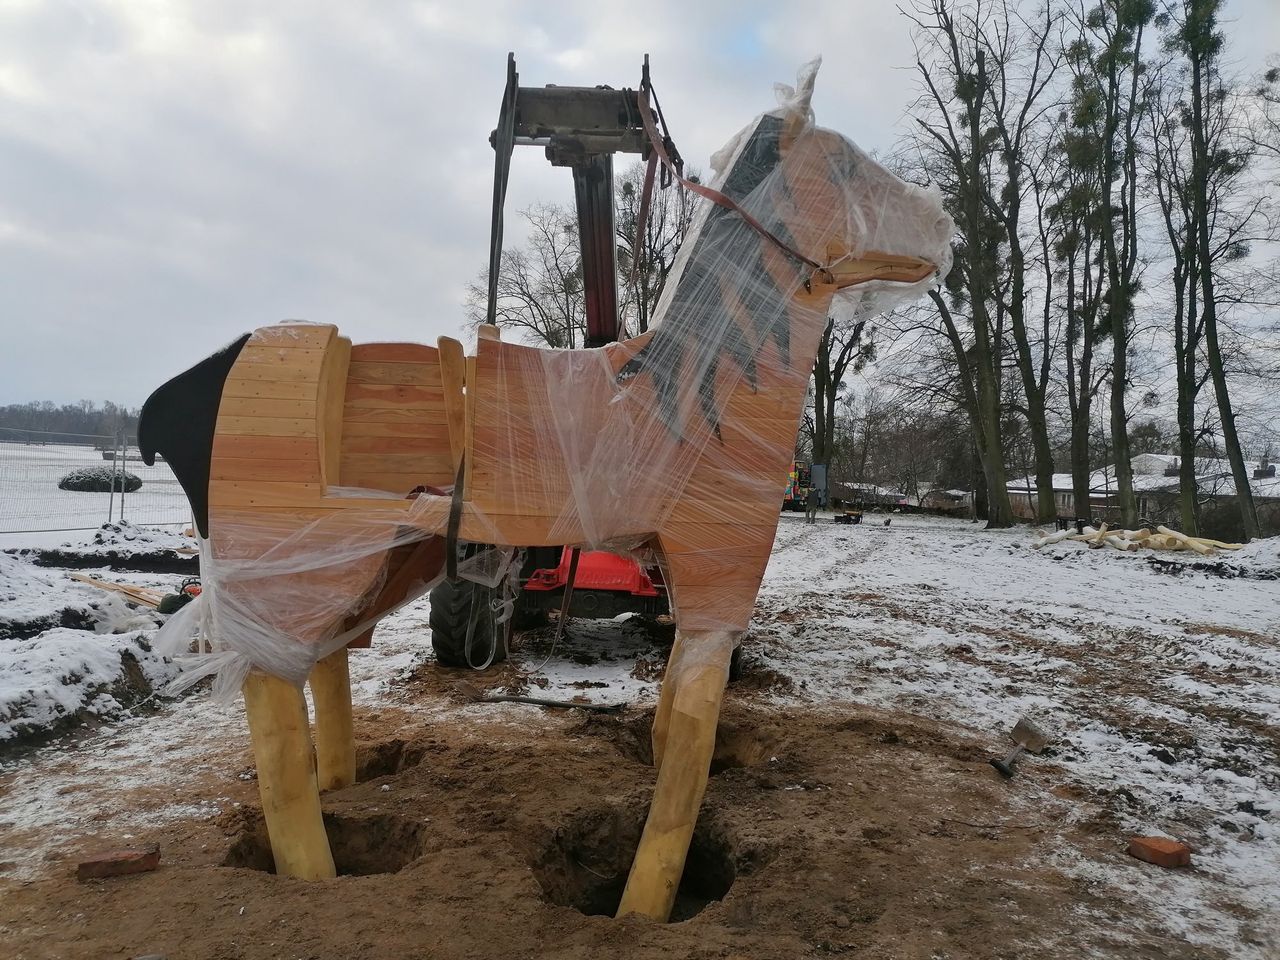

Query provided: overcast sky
[2,0,1276,406]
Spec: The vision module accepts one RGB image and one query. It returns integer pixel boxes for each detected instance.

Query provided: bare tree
[1064,0,1155,528]
[465,203,586,348]
[1147,66,1207,532]
[902,0,1019,527]
[979,1,1065,524]
[1165,0,1261,539]
[1244,58,1280,163]
[615,164,700,335]
[811,316,874,467]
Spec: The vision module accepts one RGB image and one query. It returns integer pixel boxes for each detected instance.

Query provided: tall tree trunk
[1108,339,1135,525]
[1004,174,1056,523]
[1093,3,1145,528]
[1188,27,1259,540]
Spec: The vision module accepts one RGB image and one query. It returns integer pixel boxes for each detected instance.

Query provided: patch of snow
[0,628,180,742]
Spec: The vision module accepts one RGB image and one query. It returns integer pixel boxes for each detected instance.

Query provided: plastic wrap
[155,61,953,696]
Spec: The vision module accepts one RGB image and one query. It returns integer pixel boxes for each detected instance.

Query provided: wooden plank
[249,324,336,349]
[211,436,319,461]
[342,383,445,405]
[216,416,319,438]
[225,364,320,384]
[221,379,320,401]
[339,450,454,471]
[218,397,318,420]
[211,457,323,483]
[343,407,448,427]
[210,499,415,520]
[349,343,439,364]
[69,573,166,608]
[318,336,351,488]
[340,471,455,491]
[339,421,451,441]
[346,361,442,386]
[209,481,325,509]
[464,354,478,492]
[340,435,452,457]
[438,337,466,473]
[236,346,329,368]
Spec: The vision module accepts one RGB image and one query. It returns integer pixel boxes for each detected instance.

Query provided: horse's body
[141,64,952,919]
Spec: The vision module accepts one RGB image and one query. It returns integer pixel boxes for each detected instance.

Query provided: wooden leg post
[308,647,357,791]
[243,671,336,880]
[617,632,733,921]
[650,632,687,770]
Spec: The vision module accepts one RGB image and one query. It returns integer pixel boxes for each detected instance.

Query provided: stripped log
[242,672,336,879]
[1104,535,1142,552]
[1030,529,1075,549]
[1157,526,1216,556]
[308,648,356,791]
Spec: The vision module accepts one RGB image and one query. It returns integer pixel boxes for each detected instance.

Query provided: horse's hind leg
[243,672,336,879]
[617,628,734,921]
[309,648,356,791]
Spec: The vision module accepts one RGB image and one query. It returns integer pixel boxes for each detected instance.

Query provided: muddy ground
[3,515,1276,959]
[0,671,1250,960]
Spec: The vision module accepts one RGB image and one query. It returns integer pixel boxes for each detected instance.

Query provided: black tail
[138,333,251,538]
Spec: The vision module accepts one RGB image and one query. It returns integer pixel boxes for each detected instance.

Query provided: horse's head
[616,62,952,443]
[705,57,953,318]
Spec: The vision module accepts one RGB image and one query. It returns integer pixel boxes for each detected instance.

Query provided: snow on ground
[0,442,191,538]
[0,514,1278,952]
[752,514,1280,953]
[69,519,196,556]
[0,627,179,742]
[0,550,175,743]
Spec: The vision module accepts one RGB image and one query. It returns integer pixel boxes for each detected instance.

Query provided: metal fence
[0,428,191,534]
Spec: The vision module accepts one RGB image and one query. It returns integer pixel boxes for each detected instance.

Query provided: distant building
[1008,453,1279,527]
[829,481,907,509]
[921,488,974,515]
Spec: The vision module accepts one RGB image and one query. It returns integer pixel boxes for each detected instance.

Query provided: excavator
[428,54,690,669]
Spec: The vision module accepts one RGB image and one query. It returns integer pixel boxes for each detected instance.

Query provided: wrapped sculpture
[139,60,952,920]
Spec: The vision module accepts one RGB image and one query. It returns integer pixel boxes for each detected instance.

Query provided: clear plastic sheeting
[155,60,953,696]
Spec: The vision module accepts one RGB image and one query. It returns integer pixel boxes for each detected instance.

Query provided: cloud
[0,0,1274,405]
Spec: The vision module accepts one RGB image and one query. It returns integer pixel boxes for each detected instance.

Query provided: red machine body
[526,548,662,597]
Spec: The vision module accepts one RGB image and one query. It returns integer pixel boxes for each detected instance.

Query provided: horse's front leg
[617,630,735,921]
[242,671,336,879]
[649,630,688,769]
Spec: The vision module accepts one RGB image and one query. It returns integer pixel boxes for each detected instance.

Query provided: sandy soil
[0,695,1201,960]
[1,515,1277,959]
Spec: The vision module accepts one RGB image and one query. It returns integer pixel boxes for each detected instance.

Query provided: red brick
[1127,836,1191,868]
[75,846,160,880]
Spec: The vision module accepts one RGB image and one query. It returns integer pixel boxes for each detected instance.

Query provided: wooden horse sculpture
[140,64,952,920]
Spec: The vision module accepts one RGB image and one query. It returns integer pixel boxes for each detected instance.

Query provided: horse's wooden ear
[778,109,808,154]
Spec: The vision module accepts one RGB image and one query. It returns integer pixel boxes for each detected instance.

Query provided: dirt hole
[710,722,779,774]
[532,802,737,922]
[224,811,428,876]
[356,739,427,782]
[577,714,777,777]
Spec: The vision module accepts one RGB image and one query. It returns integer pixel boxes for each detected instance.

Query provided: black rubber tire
[429,578,510,668]
[511,603,550,631]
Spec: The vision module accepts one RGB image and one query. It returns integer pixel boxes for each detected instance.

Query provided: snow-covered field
[0,514,1277,955]
[0,441,190,539]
